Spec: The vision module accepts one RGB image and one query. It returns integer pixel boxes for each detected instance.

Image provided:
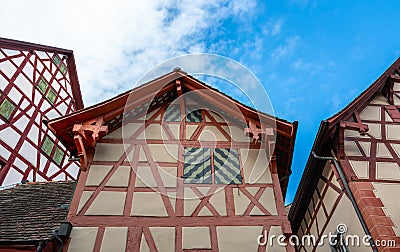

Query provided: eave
[48,69,297,198]
[288,57,400,233]
[327,57,400,127]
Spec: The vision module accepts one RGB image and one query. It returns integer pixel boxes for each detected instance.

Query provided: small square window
[45,88,57,104]
[53,147,64,166]
[164,105,181,122]
[214,148,242,184]
[53,54,62,65]
[53,55,67,74]
[37,78,49,94]
[60,64,67,74]
[42,137,54,157]
[183,148,211,184]
[0,99,16,120]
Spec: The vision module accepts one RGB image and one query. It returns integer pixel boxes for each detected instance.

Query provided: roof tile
[0,181,76,242]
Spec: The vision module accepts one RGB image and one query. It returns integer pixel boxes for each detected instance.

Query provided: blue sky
[198,0,400,203]
[1,1,399,203]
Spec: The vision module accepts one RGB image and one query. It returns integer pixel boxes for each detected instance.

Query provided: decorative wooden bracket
[175,79,182,96]
[72,117,108,171]
[338,111,369,158]
[341,110,369,133]
[244,120,274,142]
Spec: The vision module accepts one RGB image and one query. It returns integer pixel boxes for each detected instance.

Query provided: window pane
[46,88,57,104]
[0,99,15,120]
[42,137,54,156]
[164,105,180,122]
[183,148,211,184]
[53,55,67,74]
[186,107,202,122]
[53,147,64,166]
[53,54,62,65]
[37,78,48,94]
[214,148,242,184]
[60,64,67,74]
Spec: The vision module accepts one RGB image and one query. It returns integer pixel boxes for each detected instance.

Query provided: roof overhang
[48,69,297,198]
[288,57,400,233]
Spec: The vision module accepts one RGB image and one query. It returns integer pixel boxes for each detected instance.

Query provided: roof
[288,57,400,233]
[0,37,84,109]
[0,181,76,242]
[48,69,297,198]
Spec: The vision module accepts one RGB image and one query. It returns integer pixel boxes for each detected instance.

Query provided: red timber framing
[0,37,84,186]
[48,69,298,251]
[289,57,400,251]
[295,161,345,252]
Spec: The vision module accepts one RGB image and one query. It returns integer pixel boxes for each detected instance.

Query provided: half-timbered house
[48,69,297,251]
[0,38,83,186]
[289,58,400,251]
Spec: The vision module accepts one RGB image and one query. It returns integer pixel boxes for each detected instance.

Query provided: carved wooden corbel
[338,111,369,158]
[244,120,274,142]
[72,116,108,171]
[245,120,277,175]
[175,79,182,96]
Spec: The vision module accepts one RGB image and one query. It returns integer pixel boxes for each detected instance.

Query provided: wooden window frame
[0,97,17,122]
[52,54,67,75]
[36,77,58,104]
[183,147,243,185]
[53,146,65,166]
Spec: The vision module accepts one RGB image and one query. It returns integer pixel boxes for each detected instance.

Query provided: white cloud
[292,59,312,71]
[0,0,255,106]
[262,18,284,36]
[270,36,300,61]
[328,88,359,113]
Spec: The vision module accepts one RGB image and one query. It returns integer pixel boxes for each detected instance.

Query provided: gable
[48,70,297,197]
[0,38,84,186]
[289,57,400,233]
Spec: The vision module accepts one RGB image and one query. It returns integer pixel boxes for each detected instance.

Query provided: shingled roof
[0,181,76,242]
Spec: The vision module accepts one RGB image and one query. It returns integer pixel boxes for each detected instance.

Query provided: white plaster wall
[316,195,370,252]
[67,227,98,252]
[373,182,400,236]
[100,227,128,252]
[217,226,262,252]
[240,149,272,184]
